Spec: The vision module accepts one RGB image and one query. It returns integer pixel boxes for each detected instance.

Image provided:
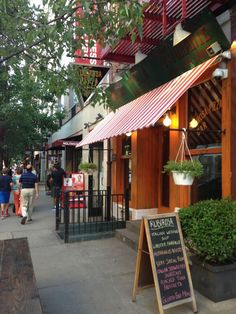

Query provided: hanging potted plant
[163,129,203,185]
[164,159,203,185]
[79,162,97,175]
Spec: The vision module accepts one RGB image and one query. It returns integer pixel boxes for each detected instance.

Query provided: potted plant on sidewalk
[179,198,236,302]
[79,161,97,175]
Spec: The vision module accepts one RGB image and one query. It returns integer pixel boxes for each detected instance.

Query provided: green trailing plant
[163,160,203,178]
[179,198,236,264]
[79,162,97,174]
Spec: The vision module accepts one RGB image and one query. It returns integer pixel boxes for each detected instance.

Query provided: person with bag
[0,168,13,219]
[50,162,66,211]
[12,167,23,217]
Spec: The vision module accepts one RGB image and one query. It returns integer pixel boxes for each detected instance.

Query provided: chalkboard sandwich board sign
[132,213,197,314]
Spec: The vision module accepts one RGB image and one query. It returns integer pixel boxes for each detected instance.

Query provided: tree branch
[0,37,46,64]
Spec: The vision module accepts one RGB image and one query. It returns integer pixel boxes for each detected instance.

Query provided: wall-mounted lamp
[189,118,198,129]
[173,23,191,46]
[96,113,103,121]
[211,49,231,80]
[135,48,147,64]
[163,113,172,127]
[212,68,228,79]
[126,132,132,137]
[84,122,91,129]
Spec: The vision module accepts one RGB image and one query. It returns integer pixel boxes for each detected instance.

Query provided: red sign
[75,6,104,66]
[75,39,104,66]
[63,172,84,191]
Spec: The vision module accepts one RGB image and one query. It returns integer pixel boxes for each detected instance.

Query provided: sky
[30,0,43,8]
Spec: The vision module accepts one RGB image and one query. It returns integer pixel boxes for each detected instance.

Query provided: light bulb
[189,118,198,129]
[126,132,132,137]
[163,114,172,127]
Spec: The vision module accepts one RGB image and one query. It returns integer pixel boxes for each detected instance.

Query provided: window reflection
[192,154,222,202]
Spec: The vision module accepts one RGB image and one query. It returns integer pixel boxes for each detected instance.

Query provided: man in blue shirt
[19,164,39,225]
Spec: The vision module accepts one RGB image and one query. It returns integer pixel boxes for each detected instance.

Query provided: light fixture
[173,23,191,46]
[163,113,172,127]
[135,49,147,64]
[212,68,228,79]
[189,118,198,129]
[126,132,132,137]
[84,122,91,129]
[96,113,103,120]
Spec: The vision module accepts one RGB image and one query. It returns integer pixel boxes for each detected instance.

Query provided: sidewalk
[0,185,236,314]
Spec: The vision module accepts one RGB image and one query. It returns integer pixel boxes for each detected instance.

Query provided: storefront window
[124,158,132,200]
[188,79,222,149]
[192,154,222,202]
[188,78,222,202]
[122,136,131,156]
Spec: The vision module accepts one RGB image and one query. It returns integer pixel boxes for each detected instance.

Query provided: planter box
[190,255,236,302]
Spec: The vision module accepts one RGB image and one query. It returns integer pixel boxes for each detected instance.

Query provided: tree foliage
[0,0,146,162]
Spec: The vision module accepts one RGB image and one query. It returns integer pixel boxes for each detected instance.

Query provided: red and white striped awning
[76,55,219,147]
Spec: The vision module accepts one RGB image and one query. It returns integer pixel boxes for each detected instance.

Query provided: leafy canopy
[0,0,146,162]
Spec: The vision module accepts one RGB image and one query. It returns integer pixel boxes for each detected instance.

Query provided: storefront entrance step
[115,228,139,251]
[126,220,141,235]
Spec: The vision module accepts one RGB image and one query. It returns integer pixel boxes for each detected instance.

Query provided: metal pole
[125,188,130,221]
[106,139,112,221]
[55,192,60,231]
[64,191,69,243]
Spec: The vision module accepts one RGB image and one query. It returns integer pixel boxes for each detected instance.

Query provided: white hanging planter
[172,171,194,186]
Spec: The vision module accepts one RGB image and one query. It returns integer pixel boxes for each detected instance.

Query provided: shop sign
[77,66,109,101]
[109,9,230,108]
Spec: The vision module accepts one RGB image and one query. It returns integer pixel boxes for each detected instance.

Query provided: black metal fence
[55,189,129,243]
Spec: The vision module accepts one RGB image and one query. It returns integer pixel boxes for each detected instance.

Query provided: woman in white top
[12,167,23,216]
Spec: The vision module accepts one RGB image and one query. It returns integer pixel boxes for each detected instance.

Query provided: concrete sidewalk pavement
[0,185,236,314]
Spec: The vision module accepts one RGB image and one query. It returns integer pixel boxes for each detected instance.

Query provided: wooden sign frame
[132,213,197,314]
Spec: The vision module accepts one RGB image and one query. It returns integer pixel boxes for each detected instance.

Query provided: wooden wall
[131,127,159,209]
[227,45,236,199]
[112,127,159,209]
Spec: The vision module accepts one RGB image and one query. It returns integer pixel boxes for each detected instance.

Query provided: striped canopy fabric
[76,55,219,148]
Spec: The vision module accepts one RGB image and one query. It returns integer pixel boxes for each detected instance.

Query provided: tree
[0,0,146,162]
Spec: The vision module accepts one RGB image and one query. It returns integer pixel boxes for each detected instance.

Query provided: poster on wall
[71,173,84,190]
[63,172,84,191]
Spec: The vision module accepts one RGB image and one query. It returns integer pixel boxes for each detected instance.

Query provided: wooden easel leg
[192,299,198,313]
[132,220,145,302]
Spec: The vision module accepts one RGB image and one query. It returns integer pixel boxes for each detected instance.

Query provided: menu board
[132,214,197,314]
[147,216,191,306]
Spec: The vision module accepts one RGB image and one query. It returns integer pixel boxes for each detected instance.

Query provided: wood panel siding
[230,46,236,199]
[131,128,159,209]
[221,50,231,198]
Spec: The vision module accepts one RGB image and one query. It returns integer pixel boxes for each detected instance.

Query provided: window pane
[188,79,222,149]
[191,154,222,202]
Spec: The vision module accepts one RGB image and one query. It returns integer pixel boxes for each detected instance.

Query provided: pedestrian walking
[50,162,66,211]
[19,164,39,225]
[12,167,23,217]
[0,168,13,219]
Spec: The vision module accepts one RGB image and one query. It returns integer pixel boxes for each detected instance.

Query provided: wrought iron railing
[55,189,129,243]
